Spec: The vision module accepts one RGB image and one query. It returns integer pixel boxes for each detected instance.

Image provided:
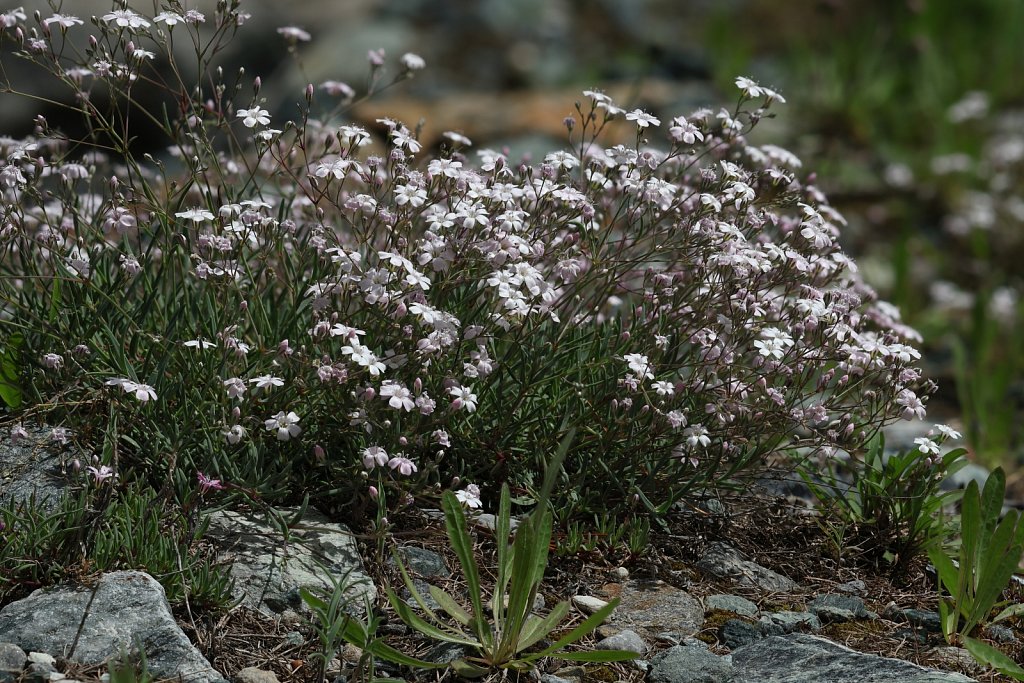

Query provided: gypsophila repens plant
[800,425,967,571]
[0,2,935,522]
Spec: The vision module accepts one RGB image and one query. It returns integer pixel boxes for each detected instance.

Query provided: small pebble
[572,595,609,615]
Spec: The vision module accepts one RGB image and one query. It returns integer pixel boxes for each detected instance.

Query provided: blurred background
[4,0,1024,490]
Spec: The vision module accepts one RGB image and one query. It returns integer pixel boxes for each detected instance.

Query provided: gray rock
[648,644,733,683]
[730,634,975,682]
[0,643,25,683]
[705,594,759,618]
[719,619,762,649]
[206,507,375,619]
[233,668,280,683]
[807,594,869,622]
[0,571,224,683]
[424,642,467,665]
[760,611,822,633]
[899,608,942,633]
[540,676,572,683]
[607,580,704,639]
[595,629,646,654]
[392,546,449,578]
[697,543,798,593]
[985,624,1018,643]
[0,426,76,510]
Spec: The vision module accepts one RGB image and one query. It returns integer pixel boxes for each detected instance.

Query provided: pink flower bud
[413,377,422,394]
[368,486,378,500]
[363,387,376,401]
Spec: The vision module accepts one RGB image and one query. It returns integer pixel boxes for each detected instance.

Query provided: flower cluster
[0,5,931,516]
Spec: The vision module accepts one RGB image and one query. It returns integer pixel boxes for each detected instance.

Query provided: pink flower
[197,472,225,494]
[388,455,417,476]
[86,464,117,484]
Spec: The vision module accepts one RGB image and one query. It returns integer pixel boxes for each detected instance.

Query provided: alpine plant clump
[0,2,933,518]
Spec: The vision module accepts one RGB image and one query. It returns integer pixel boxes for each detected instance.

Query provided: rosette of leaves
[928,467,1024,679]
[387,432,637,677]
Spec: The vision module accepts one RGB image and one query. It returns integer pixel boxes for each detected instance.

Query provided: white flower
[184,338,216,350]
[102,9,150,29]
[223,424,246,445]
[106,377,157,403]
[249,375,285,391]
[223,377,246,399]
[448,385,478,412]
[625,109,660,128]
[455,484,482,509]
[380,381,415,412]
[401,52,426,70]
[914,437,941,455]
[43,14,83,29]
[651,380,675,397]
[175,208,215,223]
[683,424,711,449]
[934,424,962,441]
[237,106,270,128]
[154,11,184,26]
[277,26,311,41]
[735,76,763,98]
[362,446,389,469]
[342,343,387,377]
[264,411,301,441]
[623,353,654,380]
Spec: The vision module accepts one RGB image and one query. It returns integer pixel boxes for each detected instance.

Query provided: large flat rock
[730,634,975,683]
[0,571,223,683]
[206,507,375,619]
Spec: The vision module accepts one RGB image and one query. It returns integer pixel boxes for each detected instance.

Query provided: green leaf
[993,602,1024,623]
[526,597,620,661]
[428,585,472,626]
[48,275,62,325]
[385,588,479,647]
[449,659,490,678]
[963,636,1024,679]
[0,332,23,409]
[298,587,327,612]
[516,601,570,652]
[365,640,449,670]
[441,491,489,645]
